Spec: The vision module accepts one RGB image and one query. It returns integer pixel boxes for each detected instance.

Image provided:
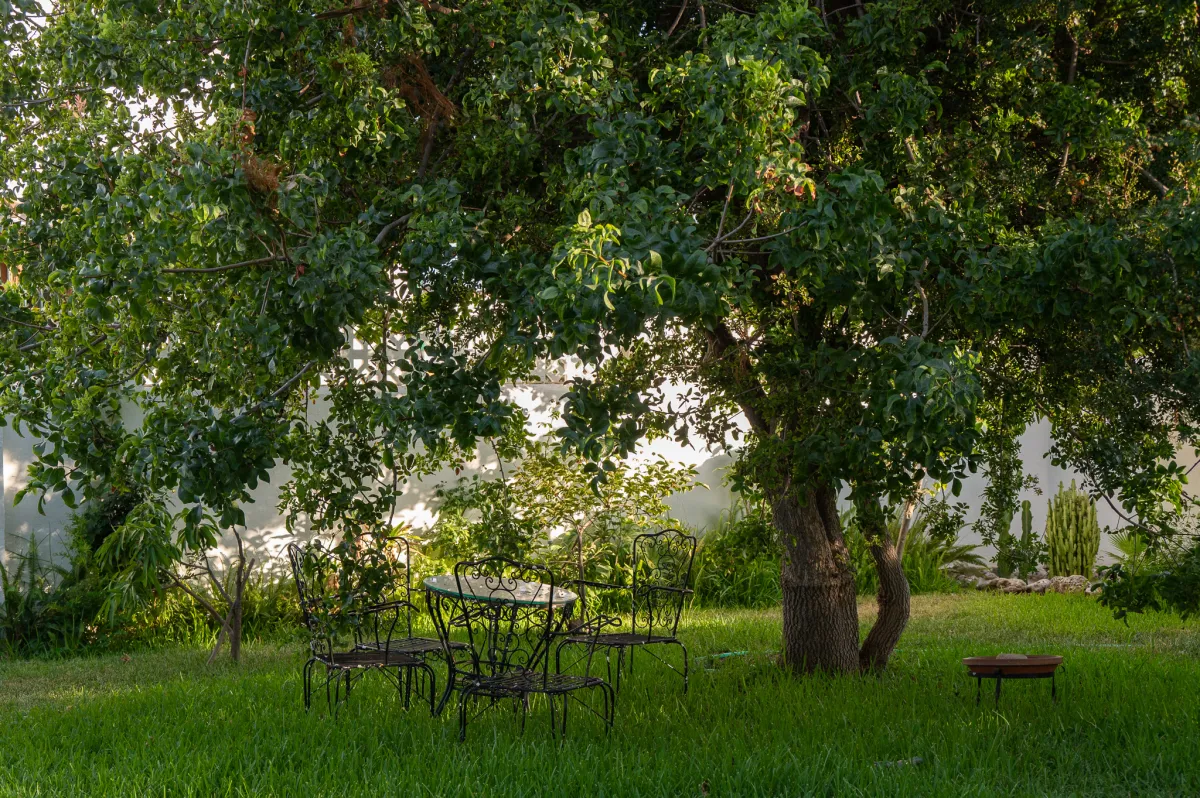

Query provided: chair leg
[403,667,412,710]
[423,663,438,716]
[302,659,314,711]
[437,669,456,717]
[561,692,569,738]
[628,646,634,675]
[458,686,475,742]
[678,641,689,693]
[331,669,343,717]
[615,648,624,692]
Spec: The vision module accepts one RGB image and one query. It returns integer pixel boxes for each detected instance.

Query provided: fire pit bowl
[962,654,1064,706]
[962,655,1063,678]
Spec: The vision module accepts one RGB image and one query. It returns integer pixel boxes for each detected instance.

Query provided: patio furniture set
[286,528,696,740]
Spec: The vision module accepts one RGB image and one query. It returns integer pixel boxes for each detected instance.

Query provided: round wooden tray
[962,655,1063,677]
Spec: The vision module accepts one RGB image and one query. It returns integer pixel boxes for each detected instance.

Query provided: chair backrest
[434,557,563,684]
[376,535,416,639]
[287,541,332,655]
[631,528,697,639]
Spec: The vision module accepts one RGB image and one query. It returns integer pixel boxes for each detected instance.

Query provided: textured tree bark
[775,483,860,674]
[858,535,910,672]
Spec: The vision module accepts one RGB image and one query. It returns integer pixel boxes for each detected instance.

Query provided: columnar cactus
[1018,499,1035,578]
[1045,481,1101,577]
[1020,499,1034,548]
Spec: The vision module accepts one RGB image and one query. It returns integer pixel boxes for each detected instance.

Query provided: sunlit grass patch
[1,594,1197,796]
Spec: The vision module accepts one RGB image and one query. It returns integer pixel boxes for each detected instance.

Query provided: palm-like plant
[845,508,984,595]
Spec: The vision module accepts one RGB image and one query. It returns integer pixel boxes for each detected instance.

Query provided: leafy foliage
[420,439,696,586]
[691,505,782,608]
[4,0,1200,663]
[1098,519,1200,621]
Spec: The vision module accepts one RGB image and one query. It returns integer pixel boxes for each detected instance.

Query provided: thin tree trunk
[774,483,859,674]
[229,597,243,662]
[859,535,910,672]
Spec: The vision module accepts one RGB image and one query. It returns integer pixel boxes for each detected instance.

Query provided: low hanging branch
[162,254,286,275]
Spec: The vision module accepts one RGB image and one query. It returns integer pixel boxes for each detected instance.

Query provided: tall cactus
[1018,499,1035,579]
[1045,481,1101,577]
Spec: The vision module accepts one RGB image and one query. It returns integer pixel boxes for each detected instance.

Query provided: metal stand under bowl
[962,655,1064,707]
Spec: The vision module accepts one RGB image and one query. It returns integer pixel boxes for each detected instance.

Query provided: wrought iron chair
[351,535,466,708]
[426,556,616,741]
[287,542,436,715]
[557,527,696,692]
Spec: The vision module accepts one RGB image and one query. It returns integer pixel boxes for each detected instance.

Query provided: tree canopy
[3,0,1199,672]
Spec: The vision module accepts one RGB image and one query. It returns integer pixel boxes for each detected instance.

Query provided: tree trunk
[774,483,860,674]
[858,536,910,672]
[228,598,243,663]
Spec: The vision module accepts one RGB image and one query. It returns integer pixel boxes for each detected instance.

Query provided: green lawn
[2,593,1198,796]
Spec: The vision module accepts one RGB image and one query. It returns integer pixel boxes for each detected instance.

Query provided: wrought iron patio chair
[350,535,466,707]
[287,542,436,715]
[426,556,616,741]
[556,527,696,692]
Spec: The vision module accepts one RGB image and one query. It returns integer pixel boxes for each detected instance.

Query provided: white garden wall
[3,369,1184,579]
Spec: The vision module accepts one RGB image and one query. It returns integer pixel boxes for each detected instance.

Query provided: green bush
[0,535,84,657]
[691,507,781,608]
[1,486,303,659]
[416,440,697,613]
[1098,534,1200,621]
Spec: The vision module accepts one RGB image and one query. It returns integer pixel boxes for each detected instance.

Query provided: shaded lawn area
[2,593,1198,797]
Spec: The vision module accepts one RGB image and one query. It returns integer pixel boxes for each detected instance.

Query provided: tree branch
[705,322,772,435]
[372,214,413,247]
[719,226,800,246]
[0,314,56,332]
[666,0,690,38]
[1055,31,1080,186]
[168,571,232,633]
[707,180,735,251]
[162,255,284,275]
[1138,167,1170,198]
[914,278,929,337]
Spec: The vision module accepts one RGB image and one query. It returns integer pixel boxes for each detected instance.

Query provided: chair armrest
[557,611,621,637]
[568,578,629,592]
[637,585,693,595]
[358,599,420,616]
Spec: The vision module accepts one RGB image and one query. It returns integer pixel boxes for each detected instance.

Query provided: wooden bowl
[962,655,1063,677]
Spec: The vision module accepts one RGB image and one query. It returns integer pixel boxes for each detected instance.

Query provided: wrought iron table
[424,574,578,608]
[424,568,612,739]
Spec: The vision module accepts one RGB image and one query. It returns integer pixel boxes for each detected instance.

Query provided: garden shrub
[1099,536,1200,621]
[691,505,781,608]
[1,487,303,658]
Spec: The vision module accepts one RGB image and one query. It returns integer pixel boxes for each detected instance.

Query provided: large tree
[3,0,1199,672]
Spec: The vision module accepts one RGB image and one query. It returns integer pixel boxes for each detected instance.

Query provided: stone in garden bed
[1048,575,1089,594]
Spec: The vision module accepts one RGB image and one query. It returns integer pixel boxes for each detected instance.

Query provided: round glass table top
[423,574,578,607]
